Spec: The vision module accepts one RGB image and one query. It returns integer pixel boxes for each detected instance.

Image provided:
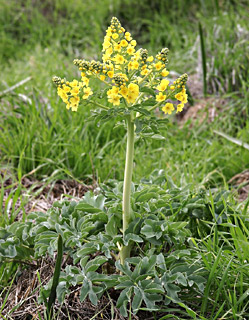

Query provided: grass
[0,0,249,318]
[0,0,248,185]
[1,86,248,185]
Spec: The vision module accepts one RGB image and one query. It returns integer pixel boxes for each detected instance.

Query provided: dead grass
[1,170,93,218]
[2,255,156,320]
[229,169,249,202]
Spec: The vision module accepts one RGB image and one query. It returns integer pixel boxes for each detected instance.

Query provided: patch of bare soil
[1,170,93,217]
[178,96,227,127]
[229,170,249,202]
[187,73,203,99]
[176,73,228,127]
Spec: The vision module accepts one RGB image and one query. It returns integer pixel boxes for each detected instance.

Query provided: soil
[228,170,249,202]
[1,170,93,217]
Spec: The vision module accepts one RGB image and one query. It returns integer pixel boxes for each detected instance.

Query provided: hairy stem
[120,115,135,264]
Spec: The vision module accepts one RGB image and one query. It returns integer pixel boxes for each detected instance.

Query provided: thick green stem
[120,115,135,264]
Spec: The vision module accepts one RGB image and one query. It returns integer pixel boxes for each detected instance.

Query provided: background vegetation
[0,0,249,319]
[1,0,248,184]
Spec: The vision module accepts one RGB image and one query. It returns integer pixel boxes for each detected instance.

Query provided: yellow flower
[128,61,133,71]
[106,27,112,36]
[103,40,111,50]
[154,61,164,71]
[120,39,128,47]
[114,54,125,64]
[125,32,132,41]
[71,86,80,96]
[128,83,139,94]
[133,61,139,69]
[157,79,169,91]
[83,87,93,99]
[126,93,137,104]
[130,40,137,46]
[106,47,113,56]
[175,92,183,100]
[162,103,174,114]
[70,80,78,87]
[102,53,111,62]
[54,17,188,115]
[114,44,122,52]
[61,92,68,103]
[107,86,119,97]
[175,92,188,103]
[176,103,184,113]
[81,76,89,86]
[156,92,166,102]
[107,70,114,78]
[120,86,128,97]
[125,83,139,104]
[108,94,121,106]
[161,68,169,77]
[128,60,139,70]
[62,85,70,93]
[141,68,149,76]
[182,94,188,104]
[147,56,154,62]
[134,50,141,60]
[69,96,80,112]
[112,33,119,39]
[71,96,80,103]
[127,46,135,55]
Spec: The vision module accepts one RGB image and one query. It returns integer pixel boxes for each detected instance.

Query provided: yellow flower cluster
[107,83,139,105]
[53,17,188,115]
[53,77,87,112]
[175,87,188,113]
[52,72,93,112]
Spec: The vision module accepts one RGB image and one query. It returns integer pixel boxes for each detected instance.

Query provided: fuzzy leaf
[77,245,97,257]
[123,233,143,246]
[106,214,119,236]
[56,281,68,304]
[116,287,130,308]
[80,278,90,302]
[85,256,108,273]
[132,287,143,313]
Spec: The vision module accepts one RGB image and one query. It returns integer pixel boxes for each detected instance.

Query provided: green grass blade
[210,257,233,318]
[47,234,63,319]
[201,246,223,315]
[198,22,207,96]
[214,130,249,151]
